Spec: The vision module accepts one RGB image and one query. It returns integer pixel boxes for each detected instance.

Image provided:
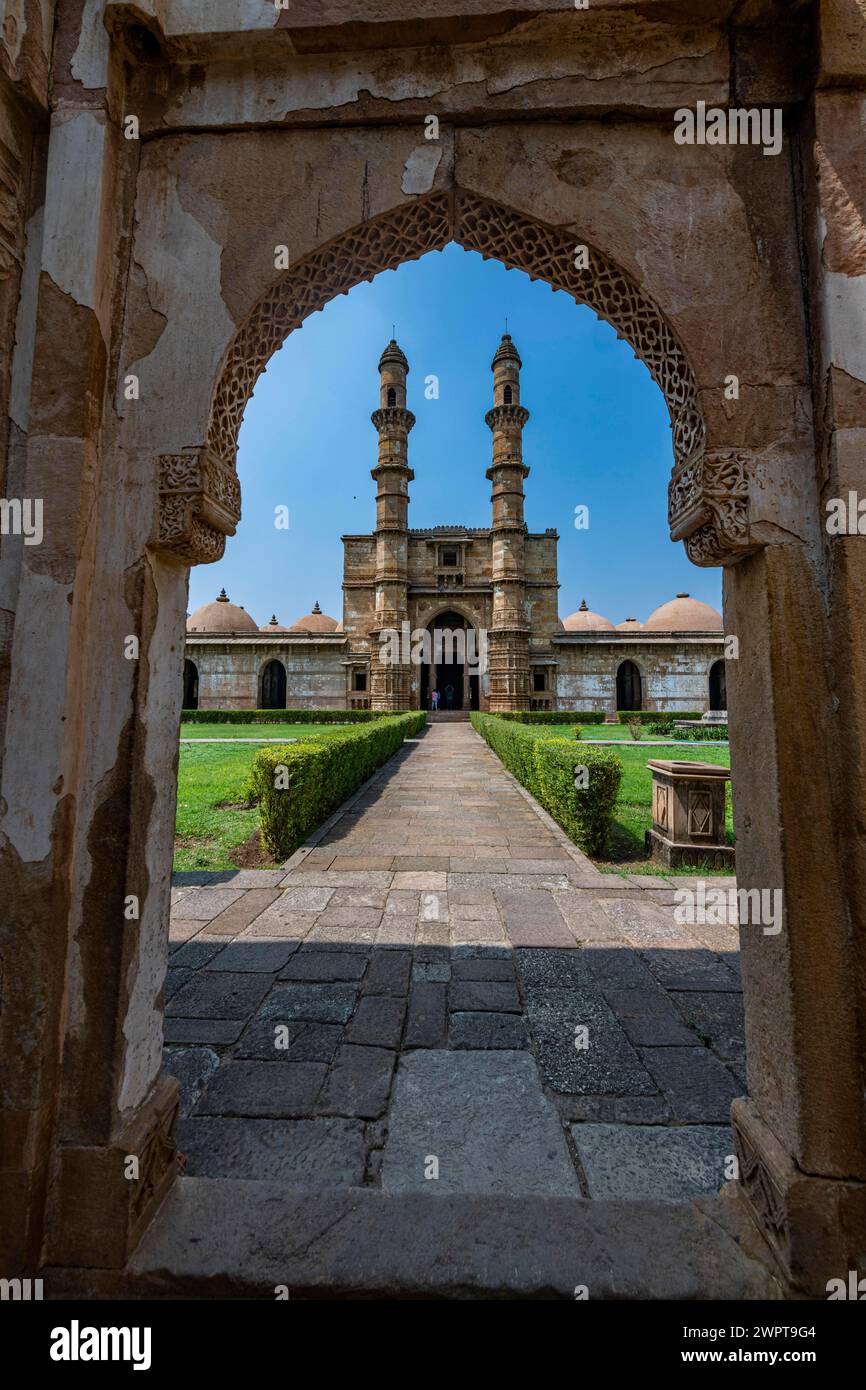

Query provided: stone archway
[155,191,739,576]
[139,189,865,1290]
[6,6,864,1292]
[259,659,287,711]
[616,660,642,712]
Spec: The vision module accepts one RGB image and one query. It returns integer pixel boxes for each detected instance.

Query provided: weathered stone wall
[186,639,347,710]
[555,638,725,714]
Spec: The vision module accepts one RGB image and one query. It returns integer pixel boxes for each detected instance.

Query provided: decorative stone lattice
[159,188,757,567]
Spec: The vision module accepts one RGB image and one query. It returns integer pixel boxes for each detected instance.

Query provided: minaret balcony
[485,403,530,432]
[371,406,416,432]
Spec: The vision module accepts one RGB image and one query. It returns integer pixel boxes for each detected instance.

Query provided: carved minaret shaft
[370,340,415,711]
[485,333,530,711]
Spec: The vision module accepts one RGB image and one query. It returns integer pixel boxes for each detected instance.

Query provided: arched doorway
[182,659,199,710]
[260,659,287,710]
[419,610,480,711]
[709,659,727,711]
[616,659,642,711]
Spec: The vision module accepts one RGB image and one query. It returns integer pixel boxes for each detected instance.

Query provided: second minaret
[369,339,415,710]
[485,333,531,711]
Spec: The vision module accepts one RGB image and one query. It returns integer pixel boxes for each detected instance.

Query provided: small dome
[260,614,293,634]
[644,593,723,632]
[187,589,258,634]
[617,617,644,632]
[378,338,409,372]
[492,331,522,369]
[290,600,339,634]
[561,599,615,633]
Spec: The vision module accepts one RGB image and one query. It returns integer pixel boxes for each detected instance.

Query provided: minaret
[369,339,415,710]
[485,333,531,711]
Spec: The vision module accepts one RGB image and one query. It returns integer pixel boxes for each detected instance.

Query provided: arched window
[503,384,513,404]
[709,659,727,712]
[616,659,642,711]
[261,659,287,710]
[387,386,396,406]
[182,659,199,710]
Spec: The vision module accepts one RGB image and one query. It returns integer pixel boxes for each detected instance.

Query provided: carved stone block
[645,758,734,868]
[155,450,241,565]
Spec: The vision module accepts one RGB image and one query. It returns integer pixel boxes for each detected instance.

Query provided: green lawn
[595,743,734,873]
[174,726,347,871]
[179,722,351,740]
[512,726,733,873]
[546,723,723,744]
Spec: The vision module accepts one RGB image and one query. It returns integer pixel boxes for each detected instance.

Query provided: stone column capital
[668,448,762,568]
[154,449,241,566]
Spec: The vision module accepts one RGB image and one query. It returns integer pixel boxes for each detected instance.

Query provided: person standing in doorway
[431,688,439,711]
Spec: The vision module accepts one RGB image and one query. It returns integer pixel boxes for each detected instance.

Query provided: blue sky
[189,244,722,627]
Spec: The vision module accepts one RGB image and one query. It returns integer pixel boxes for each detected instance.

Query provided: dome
[561,599,615,633]
[186,589,258,634]
[617,617,644,632]
[644,593,723,632]
[289,601,339,634]
[260,614,293,634]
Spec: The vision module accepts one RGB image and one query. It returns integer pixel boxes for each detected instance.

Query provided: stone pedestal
[645,759,734,869]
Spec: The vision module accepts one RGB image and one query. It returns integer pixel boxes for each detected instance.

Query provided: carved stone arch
[156,189,753,568]
[414,597,486,634]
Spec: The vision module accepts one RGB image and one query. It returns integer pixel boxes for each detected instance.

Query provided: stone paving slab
[178,1117,366,1185]
[382,1051,581,1196]
[166,723,745,1205]
[572,1123,735,1201]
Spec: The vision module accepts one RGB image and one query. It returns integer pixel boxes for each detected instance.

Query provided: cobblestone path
[166,723,744,1200]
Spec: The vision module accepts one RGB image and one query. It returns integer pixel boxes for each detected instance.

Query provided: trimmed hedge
[675,723,729,741]
[497,711,606,725]
[181,708,384,725]
[471,713,622,857]
[249,712,426,859]
[616,710,703,725]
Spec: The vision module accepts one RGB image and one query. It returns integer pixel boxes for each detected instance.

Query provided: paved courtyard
[165,722,744,1203]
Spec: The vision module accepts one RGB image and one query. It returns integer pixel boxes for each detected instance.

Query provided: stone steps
[427,710,471,721]
[46,1180,781,1300]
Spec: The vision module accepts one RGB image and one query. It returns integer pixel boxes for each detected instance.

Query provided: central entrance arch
[419,610,480,712]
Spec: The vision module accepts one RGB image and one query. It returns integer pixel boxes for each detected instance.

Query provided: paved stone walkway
[165,723,744,1202]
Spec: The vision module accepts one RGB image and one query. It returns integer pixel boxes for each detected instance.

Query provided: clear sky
[189,243,722,627]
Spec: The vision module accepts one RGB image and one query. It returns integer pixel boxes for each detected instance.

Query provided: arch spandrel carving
[155,189,758,568]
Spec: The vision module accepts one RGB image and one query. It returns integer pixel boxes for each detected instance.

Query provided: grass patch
[174,743,263,872]
[596,743,734,874]
[179,723,349,741]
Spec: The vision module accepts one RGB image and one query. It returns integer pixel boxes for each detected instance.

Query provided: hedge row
[181,708,385,725]
[674,723,728,741]
[497,711,606,725]
[616,710,703,725]
[248,712,426,860]
[471,713,622,857]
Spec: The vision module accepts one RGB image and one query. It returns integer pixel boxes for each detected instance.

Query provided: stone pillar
[485,334,530,711]
[369,340,414,711]
[0,6,183,1272]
